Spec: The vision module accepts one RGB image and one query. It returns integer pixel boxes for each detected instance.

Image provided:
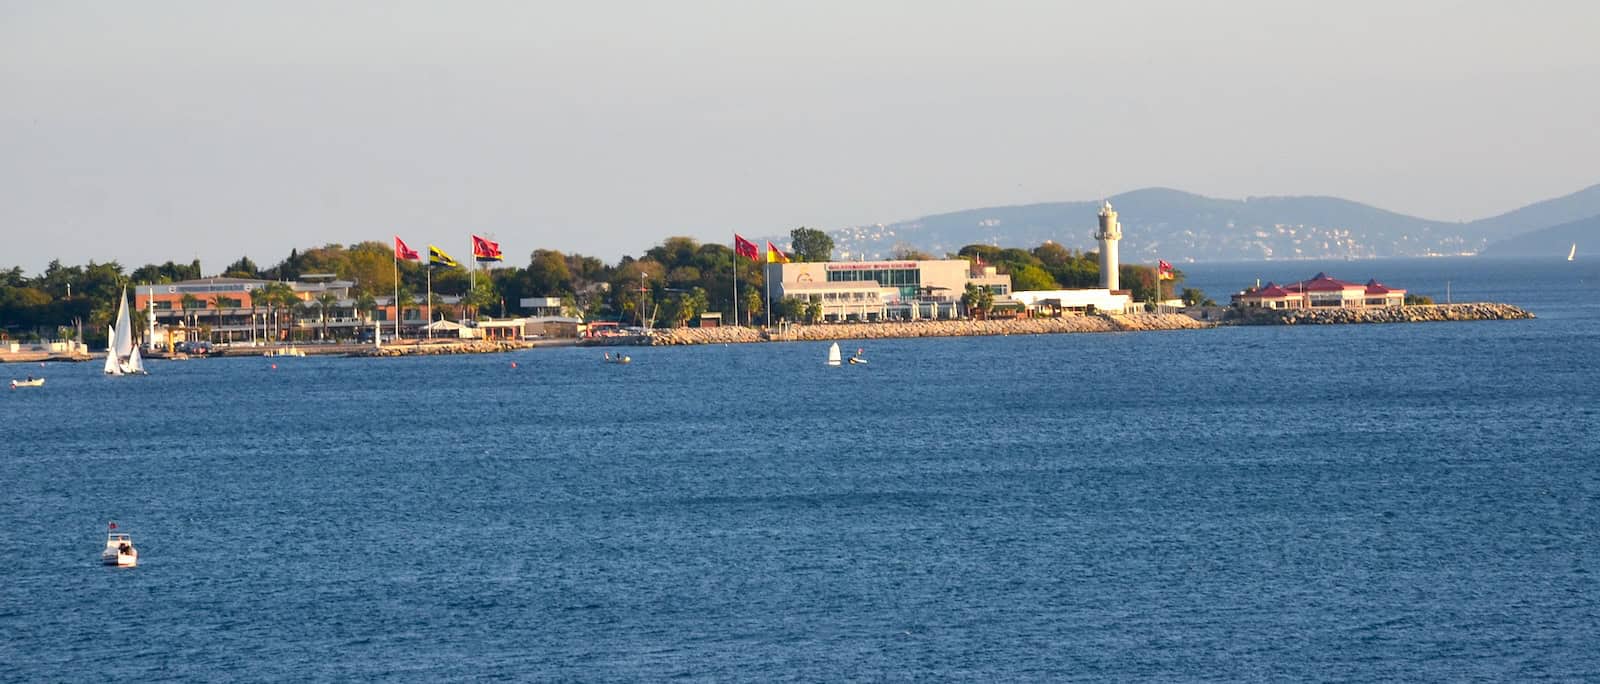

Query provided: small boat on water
[10,377,45,388]
[826,342,841,367]
[264,347,306,358]
[603,352,632,364]
[101,523,138,567]
[104,287,148,376]
[848,347,868,365]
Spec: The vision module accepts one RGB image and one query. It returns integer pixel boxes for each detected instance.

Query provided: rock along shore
[1234,302,1534,326]
[626,314,1211,346]
[353,340,538,357]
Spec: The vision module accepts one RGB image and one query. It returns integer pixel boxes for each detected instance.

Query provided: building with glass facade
[766,259,1011,322]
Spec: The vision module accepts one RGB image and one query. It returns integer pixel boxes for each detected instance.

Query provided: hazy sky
[4,1,1598,275]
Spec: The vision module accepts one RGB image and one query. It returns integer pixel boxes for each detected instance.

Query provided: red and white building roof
[1233,272,1406,309]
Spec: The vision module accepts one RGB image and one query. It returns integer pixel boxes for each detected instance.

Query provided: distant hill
[1465,184,1600,239]
[774,184,1600,262]
[1480,214,1600,258]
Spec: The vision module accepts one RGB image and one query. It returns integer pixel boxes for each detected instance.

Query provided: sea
[3,257,1597,681]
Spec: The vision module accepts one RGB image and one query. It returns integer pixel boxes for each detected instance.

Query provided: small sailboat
[826,342,841,366]
[10,377,45,389]
[103,287,148,376]
[101,522,138,567]
[848,347,868,365]
[1569,243,1577,261]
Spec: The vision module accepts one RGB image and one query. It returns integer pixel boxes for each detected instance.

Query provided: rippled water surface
[3,258,1598,680]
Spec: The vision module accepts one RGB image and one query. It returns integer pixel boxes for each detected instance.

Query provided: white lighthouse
[1096,201,1122,290]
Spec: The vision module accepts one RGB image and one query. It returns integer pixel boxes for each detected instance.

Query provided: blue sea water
[2,257,1598,681]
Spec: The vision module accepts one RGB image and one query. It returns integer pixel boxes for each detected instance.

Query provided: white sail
[104,325,121,375]
[112,287,134,360]
[1569,244,1577,261]
[128,345,145,374]
[827,342,841,366]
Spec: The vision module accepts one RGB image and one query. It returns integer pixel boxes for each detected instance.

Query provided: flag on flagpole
[1158,259,1175,280]
[733,234,760,261]
[429,245,460,268]
[471,235,503,262]
[766,242,791,263]
[394,236,420,261]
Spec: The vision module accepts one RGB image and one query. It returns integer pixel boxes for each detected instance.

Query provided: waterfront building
[132,276,460,343]
[765,259,1011,322]
[1007,289,1136,315]
[1232,273,1407,310]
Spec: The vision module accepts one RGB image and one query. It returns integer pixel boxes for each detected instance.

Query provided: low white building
[1008,289,1136,315]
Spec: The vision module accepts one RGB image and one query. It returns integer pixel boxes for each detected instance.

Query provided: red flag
[108,522,117,530]
[1158,259,1175,280]
[394,236,420,261]
[733,234,760,261]
[472,234,503,262]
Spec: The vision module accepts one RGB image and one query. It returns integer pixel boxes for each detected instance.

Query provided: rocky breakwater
[356,340,534,357]
[637,314,1209,346]
[1245,303,1534,326]
[641,326,766,346]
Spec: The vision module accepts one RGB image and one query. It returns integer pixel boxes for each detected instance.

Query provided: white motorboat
[100,524,138,567]
[603,352,632,364]
[264,347,306,358]
[10,377,44,388]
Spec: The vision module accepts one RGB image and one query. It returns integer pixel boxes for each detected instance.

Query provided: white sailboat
[826,342,841,366]
[104,287,147,376]
[1569,243,1577,261]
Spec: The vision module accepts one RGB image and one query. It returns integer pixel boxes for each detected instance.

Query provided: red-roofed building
[1232,273,1406,310]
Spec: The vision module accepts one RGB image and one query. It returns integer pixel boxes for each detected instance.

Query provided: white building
[765,259,1012,322]
[1007,289,1136,315]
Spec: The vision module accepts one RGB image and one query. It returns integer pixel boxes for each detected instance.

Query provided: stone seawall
[1237,303,1534,326]
[355,340,536,357]
[634,314,1210,346]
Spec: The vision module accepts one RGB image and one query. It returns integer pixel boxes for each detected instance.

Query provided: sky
[3,0,1598,275]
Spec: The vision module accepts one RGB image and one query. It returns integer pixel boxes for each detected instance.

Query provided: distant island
[785,183,1600,263]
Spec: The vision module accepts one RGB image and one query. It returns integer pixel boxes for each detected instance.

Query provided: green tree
[803,298,823,324]
[527,249,574,295]
[961,283,994,319]
[178,293,201,330]
[742,286,762,326]
[1010,264,1058,291]
[354,292,378,323]
[223,256,260,278]
[789,227,834,262]
[271,284,301,342]
[1180,288,1211,307]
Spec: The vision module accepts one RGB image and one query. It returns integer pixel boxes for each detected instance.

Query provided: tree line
[2,227,1198,341]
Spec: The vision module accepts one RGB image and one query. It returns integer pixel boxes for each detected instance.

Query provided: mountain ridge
[779,184,1600,262]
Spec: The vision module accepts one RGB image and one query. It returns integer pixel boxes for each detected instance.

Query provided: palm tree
[178,293,201,332]
[248,286,268,344]
[804,299,822,324]
[315,291,340,341]
[271,284,300,342]
[211,294,235,343]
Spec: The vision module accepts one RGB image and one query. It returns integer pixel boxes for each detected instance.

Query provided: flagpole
[765,260,772,329]
[393,246,400,341]
[426,263,433,339]
[469,237,476,317]
[732,242,739,328]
